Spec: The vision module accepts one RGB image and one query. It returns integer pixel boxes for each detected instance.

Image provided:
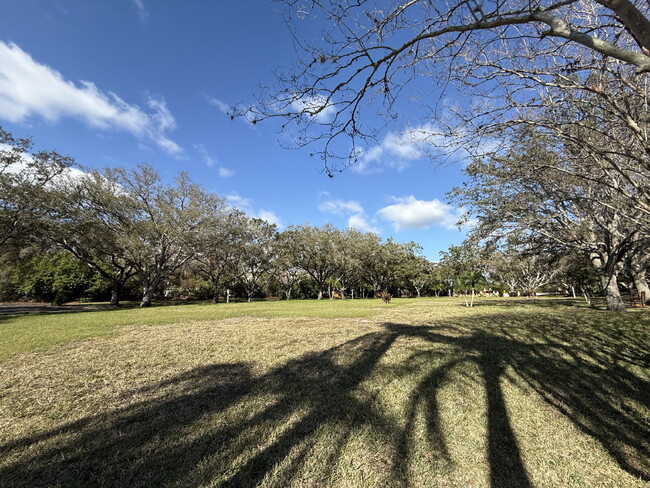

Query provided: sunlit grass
[0,297,647,487]
[0,298,388,360]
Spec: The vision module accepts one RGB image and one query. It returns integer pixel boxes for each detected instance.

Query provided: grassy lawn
[0,299,386,361]
[0,297,648,487]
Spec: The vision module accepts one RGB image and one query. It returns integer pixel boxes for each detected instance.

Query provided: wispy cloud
[0,41,181,155]
[194,144,216,167]
[352,123,487,174]
[217,167,235,178]
[290,95,336,123]
[225,193,253,209]
[377,195,461,231]
[226,192,281,228]
[206,97,230,114]
[194,144,235,177]
[353,125,436,174]
[132,0,150,21]
[204,95,258,125]
[318,199,364,216]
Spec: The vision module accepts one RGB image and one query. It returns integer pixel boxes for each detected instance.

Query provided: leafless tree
[238,1,647,168]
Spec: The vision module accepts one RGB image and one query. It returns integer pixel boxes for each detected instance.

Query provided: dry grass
[0,297,648,487]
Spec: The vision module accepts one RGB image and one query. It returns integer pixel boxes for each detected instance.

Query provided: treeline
[0,128,434,306]
[2,128,646,308]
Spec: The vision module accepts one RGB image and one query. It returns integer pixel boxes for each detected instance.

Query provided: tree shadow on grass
[0,306,648,487]
[385,307,649,483]
[0,332,408,487]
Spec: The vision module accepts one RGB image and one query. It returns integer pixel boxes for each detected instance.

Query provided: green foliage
[12,251,106,304]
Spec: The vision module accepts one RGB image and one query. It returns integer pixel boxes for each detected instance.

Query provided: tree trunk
[140,285,155,307]
[138,270,160,308]
[590,251,626,312]
[602,275,626,312]
[317,288,323,300]
[632,269,650,305]
[212,288,219,304]
[110,284,121,306]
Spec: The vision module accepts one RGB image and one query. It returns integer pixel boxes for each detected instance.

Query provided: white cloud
[354,126,430,174]
[290,95,336,123]
[194,143,235,177]
[217,167,235,178]
[317,196,380,234]
[353,123,485,174]
[377,196,461,231]
[256,209,282,227]
[226,192,281,228]
[318,199,363,215]
[1,142,90,187]
[0,41,181,155]
[348,214,380,234]
[226,192,253,210]
[132,0,150,21]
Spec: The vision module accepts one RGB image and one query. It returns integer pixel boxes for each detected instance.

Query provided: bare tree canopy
[239,0,650,175]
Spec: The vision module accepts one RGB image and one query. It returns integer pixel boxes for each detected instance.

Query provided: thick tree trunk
[602,275,626,312]
[632,273,650,304]
[213,288,219,304]
[630,257,650,304]
[139,272,160,308]
[317,288,323,300]
[110,284,120,306]
[140,286,155,307]
[591,251,626,312]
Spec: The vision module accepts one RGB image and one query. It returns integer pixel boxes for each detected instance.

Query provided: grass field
[0,297,648,487]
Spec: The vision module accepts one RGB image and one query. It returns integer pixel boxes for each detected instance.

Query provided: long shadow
[0,363,255,486]
[0,332,405,487]
[1,304,648,486]
[385,324,534,487]
[385,310,650,482]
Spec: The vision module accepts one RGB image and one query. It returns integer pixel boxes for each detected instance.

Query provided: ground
[0,297,648,487]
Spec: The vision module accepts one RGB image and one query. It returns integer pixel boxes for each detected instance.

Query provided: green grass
[0,297,648,487]
[0,299,386,361]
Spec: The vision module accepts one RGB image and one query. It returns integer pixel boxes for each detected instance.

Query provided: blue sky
[0,0,469,260]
